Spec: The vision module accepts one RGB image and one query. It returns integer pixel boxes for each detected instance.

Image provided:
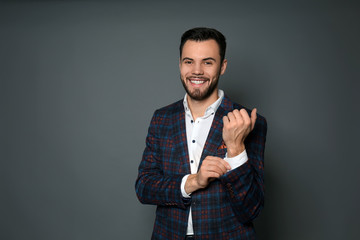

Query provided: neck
[187,89,219,120]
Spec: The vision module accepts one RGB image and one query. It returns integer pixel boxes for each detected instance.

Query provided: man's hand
[185,156,231,194]
[222,108,257,158]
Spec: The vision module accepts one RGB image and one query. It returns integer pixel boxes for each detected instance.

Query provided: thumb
[251,108,257,130]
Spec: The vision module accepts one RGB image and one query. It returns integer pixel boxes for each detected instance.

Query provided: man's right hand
[185,156,231,195]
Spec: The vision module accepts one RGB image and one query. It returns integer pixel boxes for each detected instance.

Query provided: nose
[192,62,204,75]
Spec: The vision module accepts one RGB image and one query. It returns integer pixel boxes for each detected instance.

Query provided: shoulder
[148,100,184,128]
[153,99,183,117]
[146,100,184,138]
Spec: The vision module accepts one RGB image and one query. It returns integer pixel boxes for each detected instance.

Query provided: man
[135,27,267,240]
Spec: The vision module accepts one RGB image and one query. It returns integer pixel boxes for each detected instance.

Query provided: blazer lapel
[198,105,227,170]
[198,95,235,170]
[173,95,235,173]
[172,103,191,175]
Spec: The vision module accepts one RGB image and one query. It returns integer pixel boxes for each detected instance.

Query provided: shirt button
[191,120,194,123]
[192,140,195,143]
[190,160,194,163]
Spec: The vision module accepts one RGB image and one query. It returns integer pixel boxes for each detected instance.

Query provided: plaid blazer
[135,95,267,240]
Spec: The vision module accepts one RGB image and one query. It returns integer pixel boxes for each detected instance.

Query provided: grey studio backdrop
[1,1,359,239]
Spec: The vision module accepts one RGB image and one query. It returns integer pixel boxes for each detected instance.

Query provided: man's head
[180,27,227,64]
[179,27,227,101]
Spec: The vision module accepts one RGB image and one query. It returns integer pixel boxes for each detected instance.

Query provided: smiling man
[180,39,225,102]
[136,27,267,240]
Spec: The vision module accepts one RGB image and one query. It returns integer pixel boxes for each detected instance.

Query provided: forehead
[181,39,221,60]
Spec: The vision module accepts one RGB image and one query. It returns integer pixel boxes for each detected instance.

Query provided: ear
[220,59,227,75]
[179,58,182,70]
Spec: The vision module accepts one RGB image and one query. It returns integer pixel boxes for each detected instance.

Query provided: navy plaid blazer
[135,95,267,240]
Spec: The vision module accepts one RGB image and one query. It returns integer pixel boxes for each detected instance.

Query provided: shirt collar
[183,89,224,118]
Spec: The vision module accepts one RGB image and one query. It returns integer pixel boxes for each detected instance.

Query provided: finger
[207,165,228,176]
[202,159,227,174]
[239,109,251,125]
[208,177,216,183]
[199,163,224,179]
[250,108,257,130]
[222,115,230,126]
[231,109,243,122]
[213,157,231,171]
[207,172,222,179]
[226,111,236,122]
[204,156,231,171]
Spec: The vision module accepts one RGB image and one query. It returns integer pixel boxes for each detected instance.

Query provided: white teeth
[190,80,205,84]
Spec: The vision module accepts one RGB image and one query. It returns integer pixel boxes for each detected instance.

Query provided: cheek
[180,68,191,78]
[207,69,220,79]
[179,66,187,75]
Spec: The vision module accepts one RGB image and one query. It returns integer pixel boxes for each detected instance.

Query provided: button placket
[189,118,202,172]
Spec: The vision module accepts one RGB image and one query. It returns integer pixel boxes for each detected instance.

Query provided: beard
[180,74,220,101]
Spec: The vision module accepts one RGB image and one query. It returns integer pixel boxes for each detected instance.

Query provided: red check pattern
[135,95,267,239]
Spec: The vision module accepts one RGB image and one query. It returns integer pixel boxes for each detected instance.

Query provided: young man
[135,27,267,240]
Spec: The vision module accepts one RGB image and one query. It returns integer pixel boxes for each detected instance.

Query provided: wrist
[185,174,203,194]
[227,144,245,158]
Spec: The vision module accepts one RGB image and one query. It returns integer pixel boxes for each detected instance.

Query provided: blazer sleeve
[220,114,267,223]
[135,110,190,209]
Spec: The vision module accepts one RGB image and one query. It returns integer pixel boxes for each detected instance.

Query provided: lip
[189,79,207,87]
[187,77,209,86]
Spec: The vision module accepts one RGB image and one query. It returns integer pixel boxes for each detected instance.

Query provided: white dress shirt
[180,89,248,235]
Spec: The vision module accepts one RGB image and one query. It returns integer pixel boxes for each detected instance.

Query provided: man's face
[180,39,227,101]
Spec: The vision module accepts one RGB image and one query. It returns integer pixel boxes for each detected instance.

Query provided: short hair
[180,27,227,63]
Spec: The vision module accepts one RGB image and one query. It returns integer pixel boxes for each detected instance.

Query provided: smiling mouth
[191,80,206,84]
[188,77,208,85]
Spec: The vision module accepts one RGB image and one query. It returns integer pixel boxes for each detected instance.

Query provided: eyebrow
[182,57,193,62]
[203,57,216,62]
[181,57,217,62]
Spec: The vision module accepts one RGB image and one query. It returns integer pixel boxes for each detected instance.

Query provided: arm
[135,111,190,209]
[221,109,267,223]
[184,156,230,194]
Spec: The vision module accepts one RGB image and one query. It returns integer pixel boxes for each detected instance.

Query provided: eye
[184,60,192,64]
[204,61,213,65]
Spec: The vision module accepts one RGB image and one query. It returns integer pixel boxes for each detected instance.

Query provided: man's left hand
[222,108,257,158]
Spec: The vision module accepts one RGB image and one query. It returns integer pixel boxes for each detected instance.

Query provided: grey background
[1,0,359,239]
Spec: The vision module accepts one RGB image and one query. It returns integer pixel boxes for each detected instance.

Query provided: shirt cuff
[224,149,248,170]
[181,174,192,198]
